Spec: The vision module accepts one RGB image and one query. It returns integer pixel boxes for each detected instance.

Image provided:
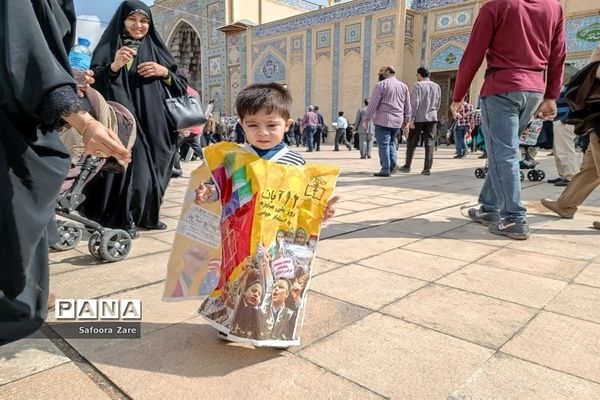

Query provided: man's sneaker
[554,179,570,187]
[540,198,574,219]
[489,218,529,240]
[547,177,562,184]
[421,169,431,176]
[398,166,411,173]
[593,221,600,230]
[467,207,500,226]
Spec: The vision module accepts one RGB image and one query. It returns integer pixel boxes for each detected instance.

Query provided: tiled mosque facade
[153,0,600,129]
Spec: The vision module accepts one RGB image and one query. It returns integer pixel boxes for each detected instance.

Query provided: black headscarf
[91,0,187,114]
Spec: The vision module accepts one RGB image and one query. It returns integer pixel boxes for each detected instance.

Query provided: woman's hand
[63,112,131,163]
[77,70,95,97]
[137,61,169,79]
[110,46,137,73]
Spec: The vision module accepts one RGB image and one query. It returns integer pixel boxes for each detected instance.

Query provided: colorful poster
[163,142,340,347]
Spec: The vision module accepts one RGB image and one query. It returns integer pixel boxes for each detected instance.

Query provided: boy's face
[240,108,294,150]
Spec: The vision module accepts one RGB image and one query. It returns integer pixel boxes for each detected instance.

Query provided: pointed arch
[167,19,203,90]
[253,51,287,84]
[429,44,464,71]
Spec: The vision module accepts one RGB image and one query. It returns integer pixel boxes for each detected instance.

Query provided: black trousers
[313,127,322,150]
[405,121,437,171]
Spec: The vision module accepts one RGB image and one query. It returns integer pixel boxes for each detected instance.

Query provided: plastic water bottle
[68,37,92,88]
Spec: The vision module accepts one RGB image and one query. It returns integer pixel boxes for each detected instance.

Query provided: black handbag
[163,87,207,130]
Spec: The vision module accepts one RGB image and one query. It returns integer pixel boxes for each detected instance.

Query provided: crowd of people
[5,0,600,349]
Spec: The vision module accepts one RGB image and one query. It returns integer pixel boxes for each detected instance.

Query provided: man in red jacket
[452,0,566,240]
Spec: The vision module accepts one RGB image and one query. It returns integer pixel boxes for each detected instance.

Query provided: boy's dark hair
[235,83,292,120]
[338,111,344,116]
[417,67,429,78]
[364,99,369,106]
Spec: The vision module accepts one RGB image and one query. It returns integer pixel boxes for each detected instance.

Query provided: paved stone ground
[2,143,600,399]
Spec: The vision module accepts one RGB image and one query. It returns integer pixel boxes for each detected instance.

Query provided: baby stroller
[474,119,546,182]
[52,88,136,262]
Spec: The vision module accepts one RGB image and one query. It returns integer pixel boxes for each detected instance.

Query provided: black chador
[80,0,187,232]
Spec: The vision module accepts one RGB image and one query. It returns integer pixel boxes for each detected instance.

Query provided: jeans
[358,133,373,158]
[479,91,543,221]
[374,124,399,174]
[304,126,316,151]
[454,125,469,155]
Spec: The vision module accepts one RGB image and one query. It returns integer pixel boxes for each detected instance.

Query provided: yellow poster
[163,142,340,347]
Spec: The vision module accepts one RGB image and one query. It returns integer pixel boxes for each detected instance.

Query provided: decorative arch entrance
[168,21,202,91]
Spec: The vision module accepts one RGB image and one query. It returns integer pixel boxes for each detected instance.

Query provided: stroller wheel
[520,171,525,181]
[527,170,539,181]
[52,222,83,251]
[537,170,545,181]
[99,229,132,262]
[88,231,103,261]
[474,168,486,179]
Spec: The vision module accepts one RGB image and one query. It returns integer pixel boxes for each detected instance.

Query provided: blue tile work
[363,15,372,101]
[241,33,248,89]
[274,0,319,11]
[306,29,312,107]
[207,2,222,48]
[253,53,287,83]
[332,23,340,121]
[435,9,472,31]
[420,15,428,67]
[317,30,331,49]
[253,0,397,38]
[566,15,600,53]
[410,0,469,10]
[251,39,288,63]
[431,33,469,53]
[430,45,464,71]
[377,15,396,39]
[345,23,361,44]
[291,35,304,52]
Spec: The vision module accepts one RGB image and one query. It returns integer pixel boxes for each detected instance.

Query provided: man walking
[302,105,319,152]
[453,0,566,240]
[313,105,324,151]
[547,86,579,186]
[365,66,411,177]
[334,111,351,151]
[398,67,441,175]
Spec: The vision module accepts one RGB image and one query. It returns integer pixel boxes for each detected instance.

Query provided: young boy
[195,83,339,219]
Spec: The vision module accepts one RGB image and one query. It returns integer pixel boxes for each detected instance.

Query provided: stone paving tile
[50,252,169,299]
[312,257,345,276]
[334,200,381,212]
[575,263,600,288]
[449,353,600,399]
[144,229,177,245]
[0,363,110,400]
[383,214,469,237]
[299,313,494,399]
[403,237,498,262]
[88,318,382,400]
[49,248,87,265]
[319,222,365,239]
[358,248,468,281]
[289,292,372,352]
[545,284,600,324]
[477,248,587,281]
[438,222,514,247]
[502,311,600,383]
[59,282,200,357]
[353,196,409,206]
[507,235,600,261]
[381,284,537,349]
[438,264,567,308]
[0,335,69,385]
[159,204,184,218]
[315,228,421,264]
[309,264,427,310]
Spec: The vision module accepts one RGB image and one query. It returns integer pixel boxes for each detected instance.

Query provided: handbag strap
[164,86,173,99]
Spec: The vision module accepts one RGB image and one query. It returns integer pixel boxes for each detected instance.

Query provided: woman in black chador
[81,0,188,237]
[0,0,130,345]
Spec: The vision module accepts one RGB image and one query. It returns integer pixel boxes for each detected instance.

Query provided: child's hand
[323,195,340,222]
[194,181,215,204]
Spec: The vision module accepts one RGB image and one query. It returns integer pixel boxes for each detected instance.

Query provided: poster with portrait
[163,142,340,347]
